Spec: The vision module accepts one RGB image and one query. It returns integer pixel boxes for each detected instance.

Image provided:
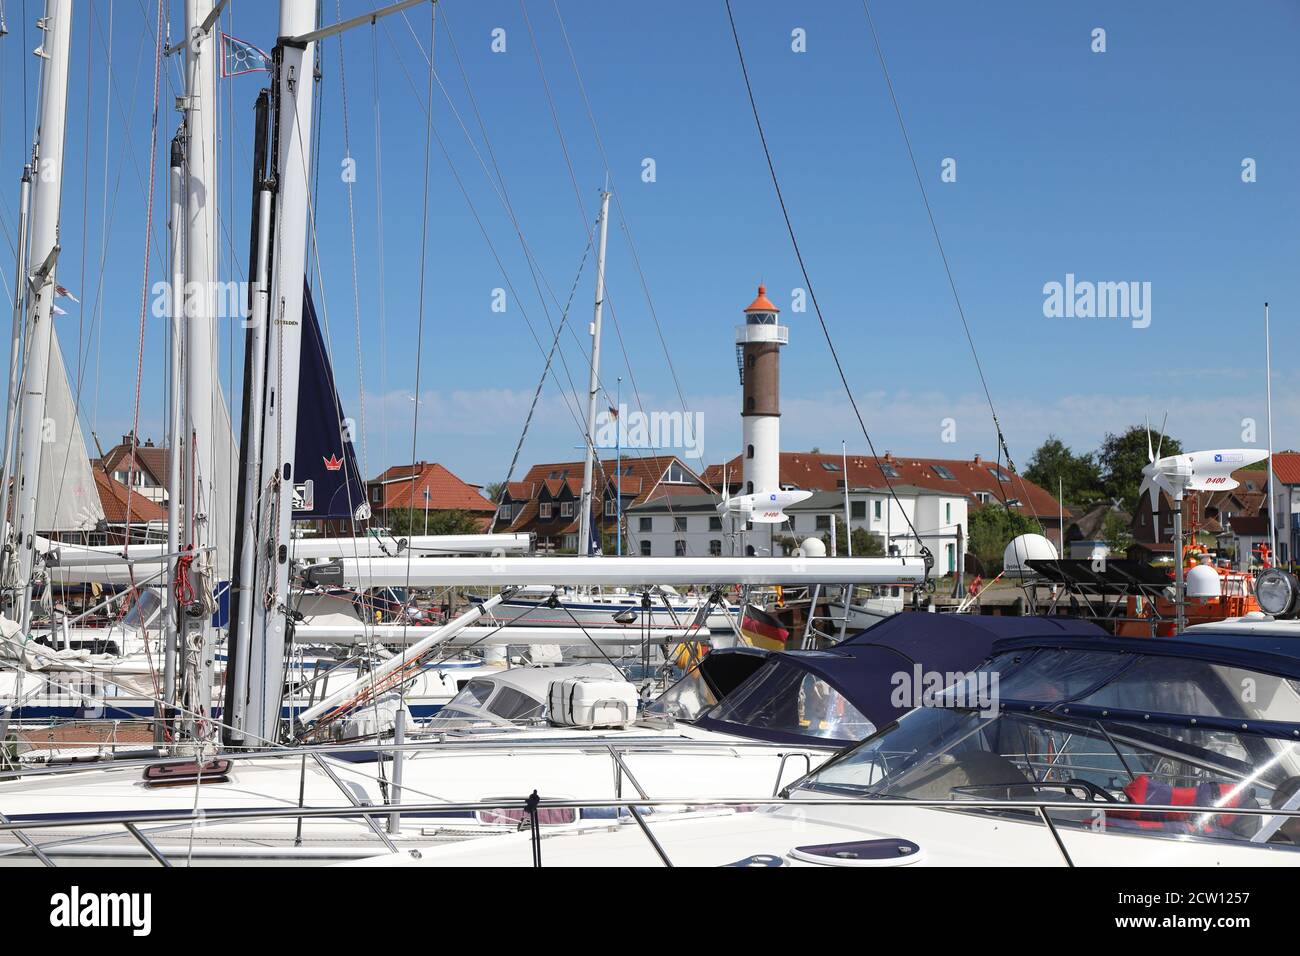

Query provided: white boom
[303,555,927,589]
[39,532,532,569]
[290,623,698,647]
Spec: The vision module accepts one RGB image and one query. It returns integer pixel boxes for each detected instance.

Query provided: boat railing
[2,792,1298,868]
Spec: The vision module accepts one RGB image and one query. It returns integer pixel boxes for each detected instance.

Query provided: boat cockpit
[794,633,1300,850]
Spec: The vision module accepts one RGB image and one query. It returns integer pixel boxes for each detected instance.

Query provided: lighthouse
[737,284,787,500]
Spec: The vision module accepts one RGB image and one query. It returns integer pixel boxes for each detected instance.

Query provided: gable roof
[101,435,169,486]
[93,470,167,524]
[1273,453,1300,487]
[368,462,494,513]
[496,455,711,536]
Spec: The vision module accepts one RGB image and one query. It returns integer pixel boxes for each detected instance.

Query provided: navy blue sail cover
[294,282,370,521]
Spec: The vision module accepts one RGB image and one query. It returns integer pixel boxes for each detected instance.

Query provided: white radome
[798,537,827,558]
[1185,562,1222,599]
[1002,533,1058,576]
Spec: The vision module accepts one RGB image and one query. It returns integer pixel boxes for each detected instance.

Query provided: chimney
[973,454,982,465]
[883,451,894,463]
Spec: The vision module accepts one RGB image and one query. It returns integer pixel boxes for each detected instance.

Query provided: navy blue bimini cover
[294,282,370,521]
[841,612,1105,675]
[695,614,1107,746]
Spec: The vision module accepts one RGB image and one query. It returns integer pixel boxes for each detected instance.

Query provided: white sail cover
[35,332,105,532]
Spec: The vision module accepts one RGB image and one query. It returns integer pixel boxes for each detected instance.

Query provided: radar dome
[1002,533,1058,577]
[797,537,827,558]
[1186,562,1222,599]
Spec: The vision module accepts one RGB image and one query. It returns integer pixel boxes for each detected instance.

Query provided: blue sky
[1,0,1297,490]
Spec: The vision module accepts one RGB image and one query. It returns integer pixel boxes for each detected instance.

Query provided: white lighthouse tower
[737,284,787,502]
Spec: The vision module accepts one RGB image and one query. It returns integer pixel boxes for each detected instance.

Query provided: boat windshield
[645,665,718,721]
[121,588,163,629]
[797,650,1300,848]
[425,678,546,729]
[703,658,875,741]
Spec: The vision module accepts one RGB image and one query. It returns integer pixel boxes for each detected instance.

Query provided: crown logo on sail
[323,454,343,472]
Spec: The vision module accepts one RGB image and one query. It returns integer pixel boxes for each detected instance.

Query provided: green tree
[1023,435,1103,507]
[967,505,1043,575]
[824,517,885,556]
[385,508,482,537]
[483,481,506,504]
[1100,511,1134,554]
[1099,426,1182,512]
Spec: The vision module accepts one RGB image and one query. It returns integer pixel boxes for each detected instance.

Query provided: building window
[881,463,900,479]
[372,486,382,504]
[815,515,831,531]
[873,500,882,520]
[564,534,577,551]
[988,467,1011,483]
[820,462,840,472]
[560,501,574,518]
[746,444,754,459]
[664,462,693,484]
[746,397,755,413]
[709,539,722,556]
[640,540,652,556]
[540,502,553,520]
[851,500,865,520]
[709,516,722,531]
[673,516,687,532]
[932,465,955,480]
[945,502,952,525]
[973,491,991,504]
[746,481,754,495]
[946,543,956,573]
[674,539,687,557]
[639,516,652,532]
[604,499,617,517]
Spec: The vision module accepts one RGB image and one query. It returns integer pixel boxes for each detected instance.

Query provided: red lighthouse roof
[744,284,779,313]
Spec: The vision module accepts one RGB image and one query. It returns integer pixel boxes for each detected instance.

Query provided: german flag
[739,602,789,651]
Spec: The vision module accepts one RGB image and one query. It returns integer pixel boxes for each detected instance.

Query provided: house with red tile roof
[1268,451,1300,563]
[37,469,170,546]
[702,449,1058,514]
[99,432,171,505]
[493,455,713,552]
[364,462,496,532]
[1131,466,1266,555]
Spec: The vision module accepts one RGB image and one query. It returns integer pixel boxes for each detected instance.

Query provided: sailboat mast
[0,164,33,591]
[177,0,221,730]
[163,131,186,718]
[578,190,611,557]
[13,0,73,627]
[226,145,274,745]
[242,0,318,744]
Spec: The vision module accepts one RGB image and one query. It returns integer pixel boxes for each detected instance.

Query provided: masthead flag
[220,33,271,77]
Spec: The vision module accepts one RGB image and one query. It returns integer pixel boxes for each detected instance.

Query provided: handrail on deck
[1,795,1297,869]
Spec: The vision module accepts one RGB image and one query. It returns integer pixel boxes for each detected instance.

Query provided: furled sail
[35,331,105,532]
[293,282,369,522]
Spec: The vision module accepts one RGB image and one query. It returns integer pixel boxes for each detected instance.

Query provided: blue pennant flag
[221,33,270,78]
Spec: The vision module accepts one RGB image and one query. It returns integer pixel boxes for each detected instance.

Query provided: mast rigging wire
[724,0,927,563]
